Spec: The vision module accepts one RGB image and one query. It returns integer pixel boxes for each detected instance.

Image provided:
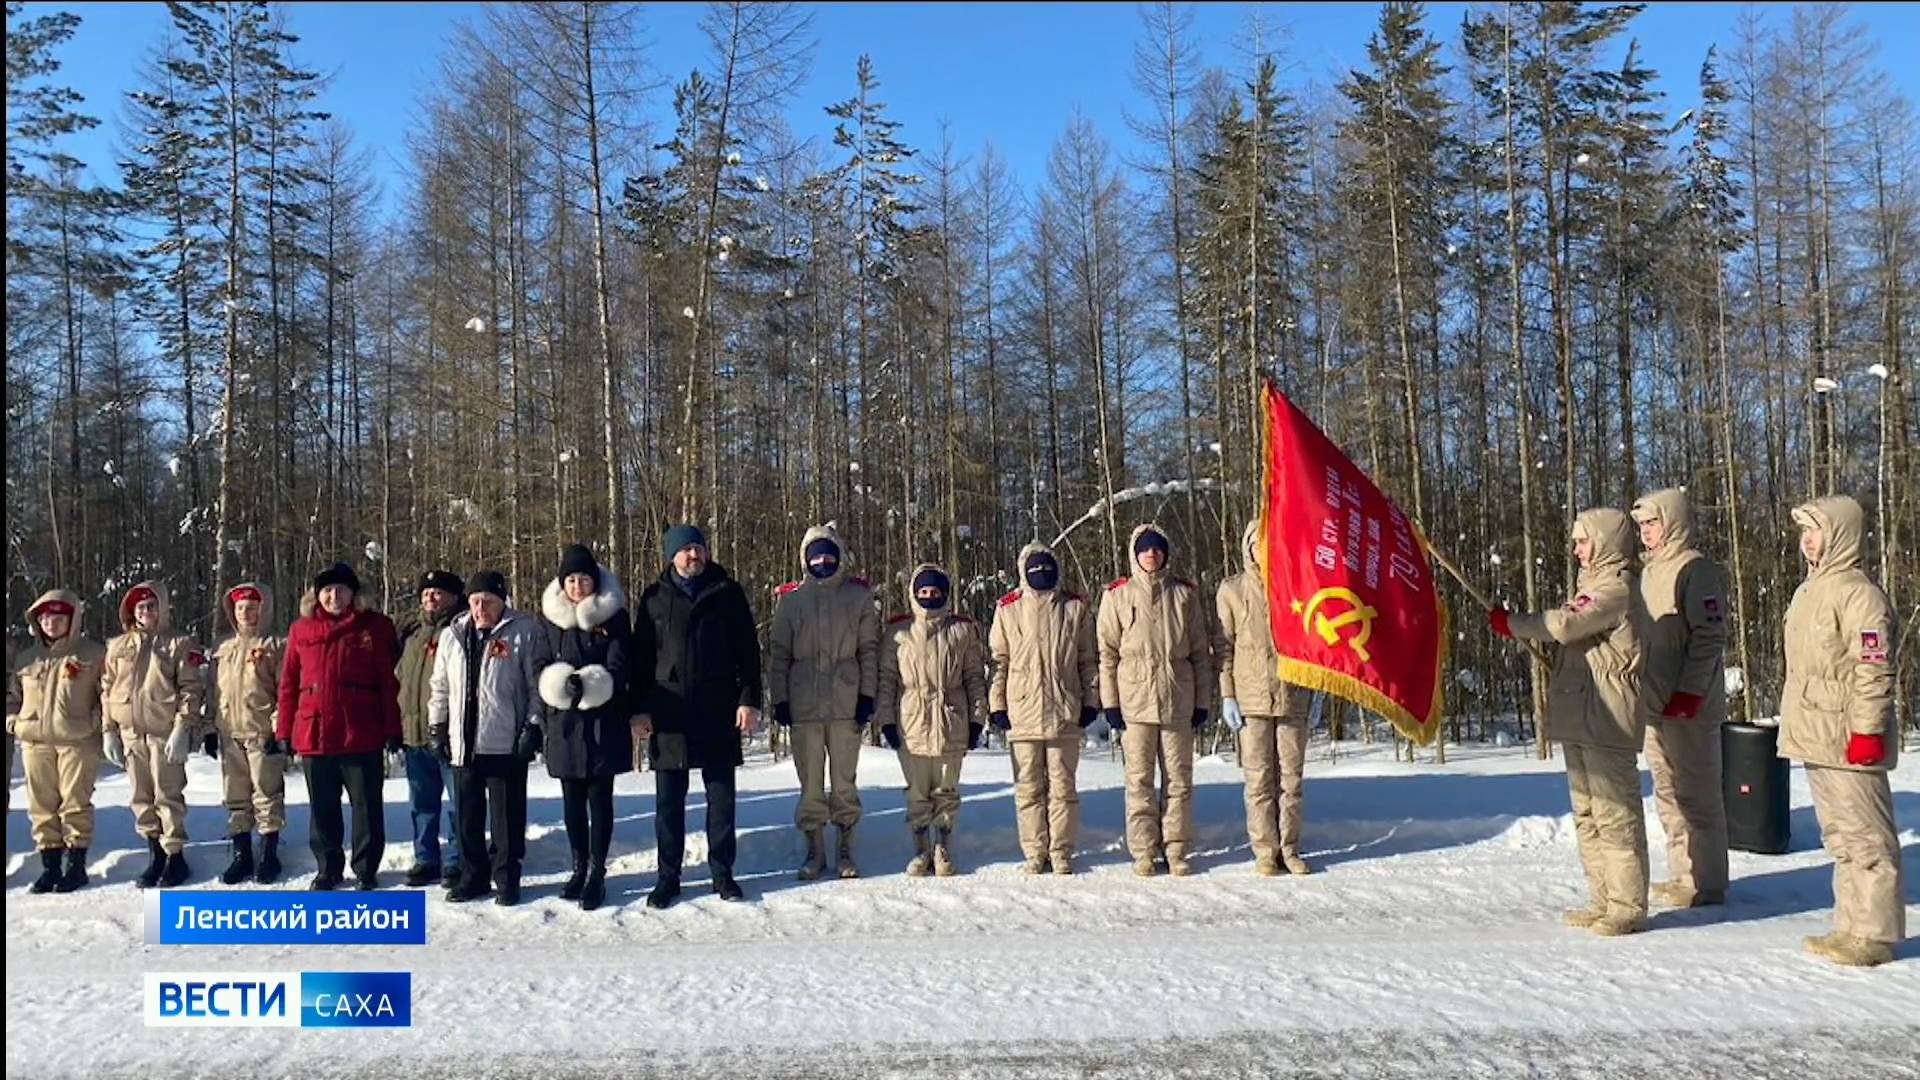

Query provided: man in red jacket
[278,563,402,890]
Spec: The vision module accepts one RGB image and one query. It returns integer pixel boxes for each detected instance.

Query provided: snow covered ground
[6,738,1918,1079]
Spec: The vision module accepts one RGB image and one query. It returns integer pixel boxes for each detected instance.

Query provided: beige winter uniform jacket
[100,582,207,739]
[209,583,284,743]
[7,590,107,745]
[1507,509,1646,753]
[988,542,1100,741]
[767,523,880,723]
[1778,496,1898,771]
[878,563,989,757]
[1630,489,1729,725]
[1215,521,1304,720]
[1097,524,1215,726]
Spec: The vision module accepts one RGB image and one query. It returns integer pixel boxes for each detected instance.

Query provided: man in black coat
[633,524,763,908]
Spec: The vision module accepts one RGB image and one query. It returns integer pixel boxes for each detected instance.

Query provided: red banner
[1260,382,1448,744]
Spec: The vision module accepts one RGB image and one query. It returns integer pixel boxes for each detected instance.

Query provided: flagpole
[1426,541,1552,667]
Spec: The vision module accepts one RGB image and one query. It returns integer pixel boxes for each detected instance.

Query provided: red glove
[1661,692,1704,719]
[1488,608,1512,639]
[1846,732,1886,768]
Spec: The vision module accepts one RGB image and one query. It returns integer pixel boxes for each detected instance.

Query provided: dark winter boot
[30,848,65,894]
[56,847,89,892]
[404,862,441,888]
[493,869,522,907]
[645,874,680,910]
[135,837,166,889]
[560,850,589,902]
[159,849,191,888]
[713,869,744,903]
[310,851,345,891]
[254,833,282,884]
[220,834,255,885]
[579,862,608,911]
[797,828,825,881]
[445,868,491,903]
[834,825,860,880]
[440,863,462,889]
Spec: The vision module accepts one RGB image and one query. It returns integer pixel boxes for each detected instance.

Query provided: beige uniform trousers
[1122,722,1195,860]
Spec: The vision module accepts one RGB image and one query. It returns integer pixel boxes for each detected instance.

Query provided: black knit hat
[417,569,464,596]
[314,562,361,594]
[557,543,600,585]
[468,570,509,602]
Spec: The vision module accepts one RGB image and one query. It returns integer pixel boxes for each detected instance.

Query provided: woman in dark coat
[633,524,763,909]
[537,543,634,911]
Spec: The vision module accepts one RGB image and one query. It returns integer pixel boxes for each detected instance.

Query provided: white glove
[163,723,193,766]
[103,727,127,768]
[1222,698,1246,733]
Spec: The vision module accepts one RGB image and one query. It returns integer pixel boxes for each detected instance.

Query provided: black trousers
[561,777,616,865]
[306,751,386,881]
[453,754,528,885]
[655,766,737,878]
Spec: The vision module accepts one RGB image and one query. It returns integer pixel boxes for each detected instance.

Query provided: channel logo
[145,972,411,1028]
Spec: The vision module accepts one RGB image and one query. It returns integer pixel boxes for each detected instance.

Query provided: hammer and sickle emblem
[1301,587,1378,662]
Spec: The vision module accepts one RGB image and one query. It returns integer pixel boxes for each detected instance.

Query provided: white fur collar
[541,569,627,630]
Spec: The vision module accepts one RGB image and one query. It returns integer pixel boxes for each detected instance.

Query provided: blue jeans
[404,745,460,870]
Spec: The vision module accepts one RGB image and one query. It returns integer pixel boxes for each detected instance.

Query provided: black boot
[578,862,607,911]
[56,847,89,892]
[310,850,345,891]
[713,868,745,903]
[404,862,441,888]
[220,834,255,885]
[440,863,461,889]
[494,867,522,907]
[159,849,191,887]
[445,867,491,903]
[645,874,680,910]
[560,851,589,902]
[254,833,281,884]
[30,848,64,894]
[135,837,166,889]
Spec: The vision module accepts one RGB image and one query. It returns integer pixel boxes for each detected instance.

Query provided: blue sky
[24,1,1920,216]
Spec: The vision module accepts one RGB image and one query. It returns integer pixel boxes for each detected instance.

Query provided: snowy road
[7,740,1918,1078]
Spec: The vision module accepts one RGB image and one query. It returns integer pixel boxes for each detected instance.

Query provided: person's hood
[1630,487,1695,563]
[905,561,952,622]
[1791,495,1866,580]
[26,589,84,647]
[1240,520,1263,574]
[1015,541,1060,599]
[118,580,172,633]
[220,581,277,635]
[1130,522,1172,579]
[1571,508,1636,578]
[542,567,629,630]
[799,522,851,586]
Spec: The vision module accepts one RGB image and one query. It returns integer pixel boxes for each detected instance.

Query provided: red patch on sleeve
[774,581,801,597]
[1861,629,1888,664]
[1174,577,1196,589]
[1063,591,1084,603]
[846,576,870,589]
[887,613,914,625]
[998,590,1021,608]
[1106,578,1129,591]
[186,650,207,668]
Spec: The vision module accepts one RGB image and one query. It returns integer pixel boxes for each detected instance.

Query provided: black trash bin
[1723,721,1790,855]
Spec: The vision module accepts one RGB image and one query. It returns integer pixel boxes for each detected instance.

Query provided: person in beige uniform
[767,522,879,880]
[1216,521,1314,877]
[989,542,1099,875]
[878,563,988,878]
[1779,495,1904,968]
[100,581,207,888]
[8,591,107,893]
[1097,523,1214,877]
[1491,509,1650,936]
[208,582,288,885]
[1629,488,1730,908]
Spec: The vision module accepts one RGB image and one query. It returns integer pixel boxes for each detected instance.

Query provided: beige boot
[1563,907,1606,929]
[1254,854,1282,877]
[932,828,957,878]
[835,825,859,880]
[1802,932,1848,960]
[906,829,933,878]
[1050,851,1074,876]
[1166,845,1192,878]
[1282,853,1314,876]
[1020,853,1050,875]
[797,829,825,881]
[1820,936,1894,968]
[1132,857,1159,878]
[1590,913,1650,937]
